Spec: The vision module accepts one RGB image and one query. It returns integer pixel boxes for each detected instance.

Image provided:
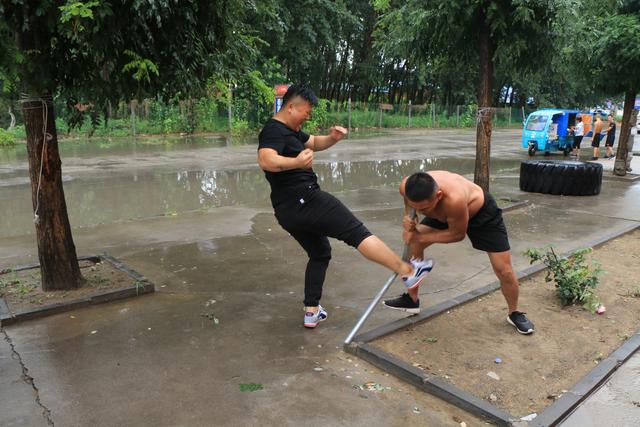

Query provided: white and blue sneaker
[304,305,328,328]
[402,258,434,290]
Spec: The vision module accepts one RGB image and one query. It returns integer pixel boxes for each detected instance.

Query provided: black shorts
[420,192,510,253]
[573,135,584,149]
[591,134,602,148]
[605,137,614,147]
[273,185,372,249]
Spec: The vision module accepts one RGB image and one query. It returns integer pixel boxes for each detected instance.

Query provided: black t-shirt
[606,122,616,143]
[258,118,317,205]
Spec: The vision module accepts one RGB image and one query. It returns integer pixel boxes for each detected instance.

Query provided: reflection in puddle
[0,134,257,164]
[0,156,521,238]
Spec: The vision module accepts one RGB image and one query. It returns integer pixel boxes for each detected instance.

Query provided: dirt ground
[0,259,136,313]
[374,229,640,418]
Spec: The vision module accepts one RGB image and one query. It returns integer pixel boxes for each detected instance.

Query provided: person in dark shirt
[258,84,433,328]
[604,115,616,159]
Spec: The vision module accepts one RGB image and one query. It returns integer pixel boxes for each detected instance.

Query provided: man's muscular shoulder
[441,190,468,214]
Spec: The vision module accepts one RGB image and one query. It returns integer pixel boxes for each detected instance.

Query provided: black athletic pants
[274,185,372,307]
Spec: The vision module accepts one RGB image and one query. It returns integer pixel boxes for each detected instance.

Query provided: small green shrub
[231,118,250,135]
[299,99,326,133]
[0,128,16,146]
[525,246,602,313]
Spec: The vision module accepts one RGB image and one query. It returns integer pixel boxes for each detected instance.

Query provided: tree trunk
[474,15,494,192]
[8,105,16,130]
[105,100,112,127]
[614,89,638,176]
[22,97,83,291]
[131,100,137,137]
[333,40,351,102]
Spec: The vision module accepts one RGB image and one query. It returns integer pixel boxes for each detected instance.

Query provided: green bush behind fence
[2,98,535,140]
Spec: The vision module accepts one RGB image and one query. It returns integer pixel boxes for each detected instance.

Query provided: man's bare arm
[304,126,347,151]
[258,148,312,172]
[414,197,468,244]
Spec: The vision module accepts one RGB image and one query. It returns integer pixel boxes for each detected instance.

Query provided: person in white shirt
[569,115,584,157]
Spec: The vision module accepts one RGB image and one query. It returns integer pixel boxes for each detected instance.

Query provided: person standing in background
[591,114,604,160]
[604,115,616,159]
[570,115,584,158]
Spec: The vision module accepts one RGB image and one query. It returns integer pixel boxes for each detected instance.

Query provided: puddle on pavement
[0,134,256,164]
[0,129,390,165]
[1,137,523,238]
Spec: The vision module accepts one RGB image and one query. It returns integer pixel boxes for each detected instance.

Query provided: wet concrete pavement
[1,129,639,426]
[559,352,640,426]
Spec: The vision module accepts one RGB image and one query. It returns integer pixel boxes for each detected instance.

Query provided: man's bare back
[400,170,484,222]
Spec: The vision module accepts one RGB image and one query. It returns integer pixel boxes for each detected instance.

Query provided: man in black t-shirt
[604,115,616,159]
[258,84,434,328]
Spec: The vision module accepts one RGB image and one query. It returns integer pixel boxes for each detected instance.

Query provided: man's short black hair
[405,172,437,201]
[282,84,318,107]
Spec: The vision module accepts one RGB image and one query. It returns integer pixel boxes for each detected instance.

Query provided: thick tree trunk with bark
[22,97,83,291]
[613,89,637,176]
[474,16,494,192]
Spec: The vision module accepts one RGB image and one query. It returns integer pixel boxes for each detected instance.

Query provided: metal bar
[227,84,233,134]
[344,209,416,345]
[347,97,352,138]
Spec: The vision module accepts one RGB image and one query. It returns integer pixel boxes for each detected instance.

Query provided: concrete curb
[602,173,640,182]
[0,256,101,275]
[502,199,529,212]
[499,199,530,213]
[352,343,517,426]
[344,222,640,426]
[0,254,154,326]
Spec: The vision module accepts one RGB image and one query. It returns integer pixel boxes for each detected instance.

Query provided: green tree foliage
[576,0,640,95]
[376,1,568,106]
[0,1,268,105]
[1,0,636,133]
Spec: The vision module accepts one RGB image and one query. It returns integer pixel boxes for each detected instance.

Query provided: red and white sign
[274,84,290,113]
[275,85,289,97]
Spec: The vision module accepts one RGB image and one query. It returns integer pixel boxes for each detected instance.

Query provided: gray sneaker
[304,305,328,328]
[402,258,434,290]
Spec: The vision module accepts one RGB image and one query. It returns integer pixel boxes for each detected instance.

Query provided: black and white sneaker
[383,293,420,314]
[507,311,534,335]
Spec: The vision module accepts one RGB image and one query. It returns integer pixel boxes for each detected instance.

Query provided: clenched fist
[296,148,314,169]
[329,126,348,142]
[403,215,418,232]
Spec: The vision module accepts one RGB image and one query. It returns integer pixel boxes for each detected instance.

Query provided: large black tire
[519,160,603,196]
